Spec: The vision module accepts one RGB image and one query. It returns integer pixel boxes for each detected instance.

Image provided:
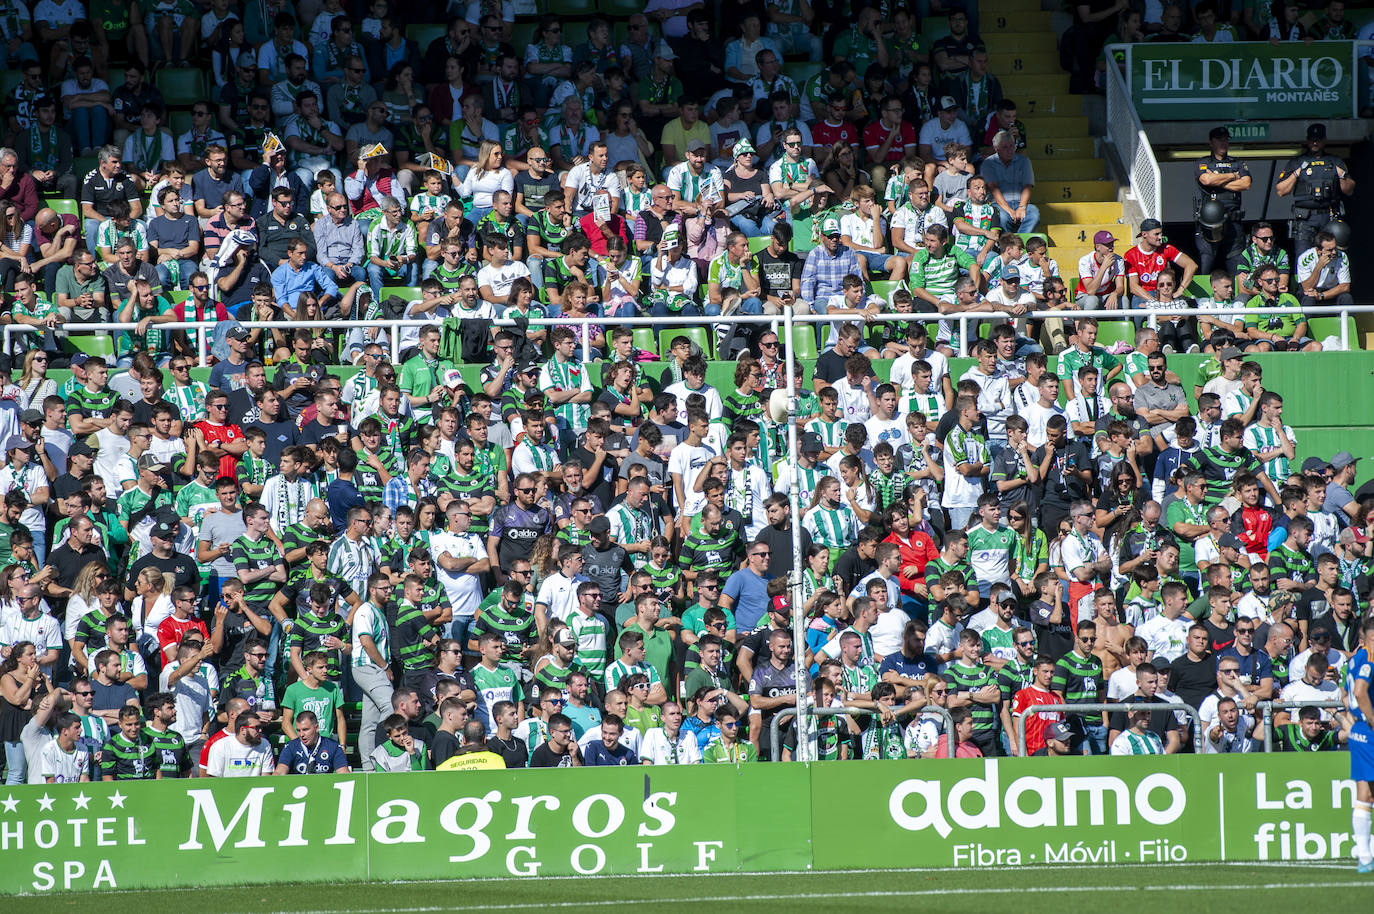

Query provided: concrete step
[1048,246,1093,268]
[990,50,1064,77]
[981,31,1058,55]
[982,9,1053,31]
[1024,135,1097,159]
[1031,159,1108,182]
[1040,200,1123,223]
[1047,221,1127,247]
[1022,113,1090,135]
[1004,73,1071,96]
[980,0,1048,13]
[1037,179,1116,203]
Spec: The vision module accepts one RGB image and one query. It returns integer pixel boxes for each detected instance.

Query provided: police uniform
[1194,151,1249,275]
[1279,148,1346,256]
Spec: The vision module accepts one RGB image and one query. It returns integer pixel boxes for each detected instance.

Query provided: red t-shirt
[200,727,229,771]
[1122,243,1181,295]
[157,616,210,659]
[862,120,916,164]
[171,299,233,322]
[811,120,860,150]
[885,529,940,594]
[1011,686,1065,755]
[1235,506,1274,561]
[577,212,631,256]
[195,420,245,480]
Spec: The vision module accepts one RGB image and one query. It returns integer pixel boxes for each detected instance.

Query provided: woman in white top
[129,567,175,656]
[459,140,514,226]
[17,351,57,412]
[62,563,109,641]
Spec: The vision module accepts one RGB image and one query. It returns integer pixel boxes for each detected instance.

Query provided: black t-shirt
[1168,654,1217,709]
[299,416,350,449]
[47,542,109,589]
[80,168,139,217]
[1030,599,1074,660]
[756,523,812,581]
[530,740,578,767]
[813,349,850,387]
[128,552,200,594]
[755,247,802,300]
[1201,617,1236,654]
[833,546,876,596]
[430,729,462,767]
[514,170,558,212]
[52,473,85,504]
[1033,438,1093,507]
[1107,694,1183,740]
[1295,586,1333,626]
[227,386,264,428]
[485,735,529,768]
[935,409,990,445]
[571,445,618,508]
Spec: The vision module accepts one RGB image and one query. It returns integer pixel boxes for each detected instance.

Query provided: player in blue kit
[1344,616,1374,873]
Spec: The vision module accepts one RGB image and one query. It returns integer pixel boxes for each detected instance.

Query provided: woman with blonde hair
[459,139,514,226]
[17,350,57,410]
[63,561,111,641]
[129,567,175,655]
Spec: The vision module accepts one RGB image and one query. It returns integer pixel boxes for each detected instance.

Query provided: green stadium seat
[659,326,711,360]
[788,324,818,361]
[1186,277,1211,298]
[870,280,900,300]
[1307,316,1359,349]
[782,61,822,85]
[598,0,642,15]
[48,198,79,217]
[747,235,771,255]
[632,328,656,353]
[406,23,446,48]
[1016,232,1049,247]
[168,109,193,139]
[155,68,206,109]
[64,333,116,361]
[546,0,594,16]
[72,155,98,179]
[1093,320,1135,349]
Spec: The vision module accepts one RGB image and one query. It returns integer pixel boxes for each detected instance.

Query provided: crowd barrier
[0,753,1358,895]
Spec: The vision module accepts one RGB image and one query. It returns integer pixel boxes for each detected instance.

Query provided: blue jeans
[997,202,1040,233]
[947,505,976,531]
[367,260,419,303]
[1077,720,1108,755]
[730,210,778,238]
[4,739,25,785]
[650,299,703,318]
[704,295,763,316]
[69,105,111,151]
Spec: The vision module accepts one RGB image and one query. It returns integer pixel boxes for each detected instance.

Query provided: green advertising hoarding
[1124,41,1357,120]
[0,755,1361,896]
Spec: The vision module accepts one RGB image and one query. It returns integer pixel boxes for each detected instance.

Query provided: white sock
[1353,805,1372,864]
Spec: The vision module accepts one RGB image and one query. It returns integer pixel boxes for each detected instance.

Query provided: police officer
[1194,125,1250,275]
[1276,123,1356,257]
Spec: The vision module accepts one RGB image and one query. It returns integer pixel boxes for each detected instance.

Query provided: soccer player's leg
[1350,721,1374,872]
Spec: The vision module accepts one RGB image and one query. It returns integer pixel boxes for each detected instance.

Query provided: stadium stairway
[977,0,1127,289]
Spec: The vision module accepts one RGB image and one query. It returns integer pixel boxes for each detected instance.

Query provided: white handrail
[1103,43,1161,223]
[5,304,1364,363]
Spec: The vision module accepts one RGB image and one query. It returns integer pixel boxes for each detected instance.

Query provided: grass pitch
[11,862,1374,913]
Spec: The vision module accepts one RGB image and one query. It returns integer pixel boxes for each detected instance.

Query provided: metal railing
[1257,699,1346,752]
[1102,45,1161,223]
[7,302,1369,363]
[768,705,957,762]
[1015,701,1202,756]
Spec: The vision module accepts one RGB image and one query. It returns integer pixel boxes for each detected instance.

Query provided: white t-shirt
[1106,667,1139,701]
[563,162,621,212]
[667,441,716,516]
[917,118,971,159]
[536,571,585,624]
[430,530,487,619]
[476,261,531,302]
[159,660,216,745]
[37,738,89,784]
[206,735,275,776]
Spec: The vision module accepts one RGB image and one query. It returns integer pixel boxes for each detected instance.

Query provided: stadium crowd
[0,0,1365,782]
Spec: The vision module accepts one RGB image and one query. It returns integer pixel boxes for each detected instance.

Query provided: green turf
[10,863,1373,913]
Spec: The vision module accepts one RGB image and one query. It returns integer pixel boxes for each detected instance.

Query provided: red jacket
[885,529,940,594]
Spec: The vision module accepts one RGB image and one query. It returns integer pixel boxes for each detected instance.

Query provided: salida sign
[0,755,1363,895]
[1122,41,1356,120]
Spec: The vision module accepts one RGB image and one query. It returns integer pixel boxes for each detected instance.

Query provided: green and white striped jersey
[803,503,859,549]
[1110,729,1164,755]
[1242,422,1296,481]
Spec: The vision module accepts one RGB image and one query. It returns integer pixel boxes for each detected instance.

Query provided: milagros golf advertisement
[0,755,1359,895]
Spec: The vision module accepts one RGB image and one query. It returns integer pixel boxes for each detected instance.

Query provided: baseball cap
[1046,721,1071,742]
[69,354,90,369]
[1331,451,1358,470]
[654,40,676,60]
[770,594,792,617]
[1307,123,1326,140]
[588,516,611,535]
[19,408,42,425]
[516,360,540,375]
[151,518,176,540]
[4,435,32,452]
[237,49,257,68]
[1093,230,1116,245]
[1301,456,1329,474]
[1218,533,1244,550]
[686,139,708,154]
[1208,126,1230,141]
[227,326,252,342]
[554,628,576,648]
[938,95,958,111]
[1311,628,1332,641]
[1002,265,1021,283]
[1138,218,1163,234]
[137,454,169,473]
[69,440,96,458]
[800,431,823,454]
[1219,346,1244,362]
[821,216,841,237]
